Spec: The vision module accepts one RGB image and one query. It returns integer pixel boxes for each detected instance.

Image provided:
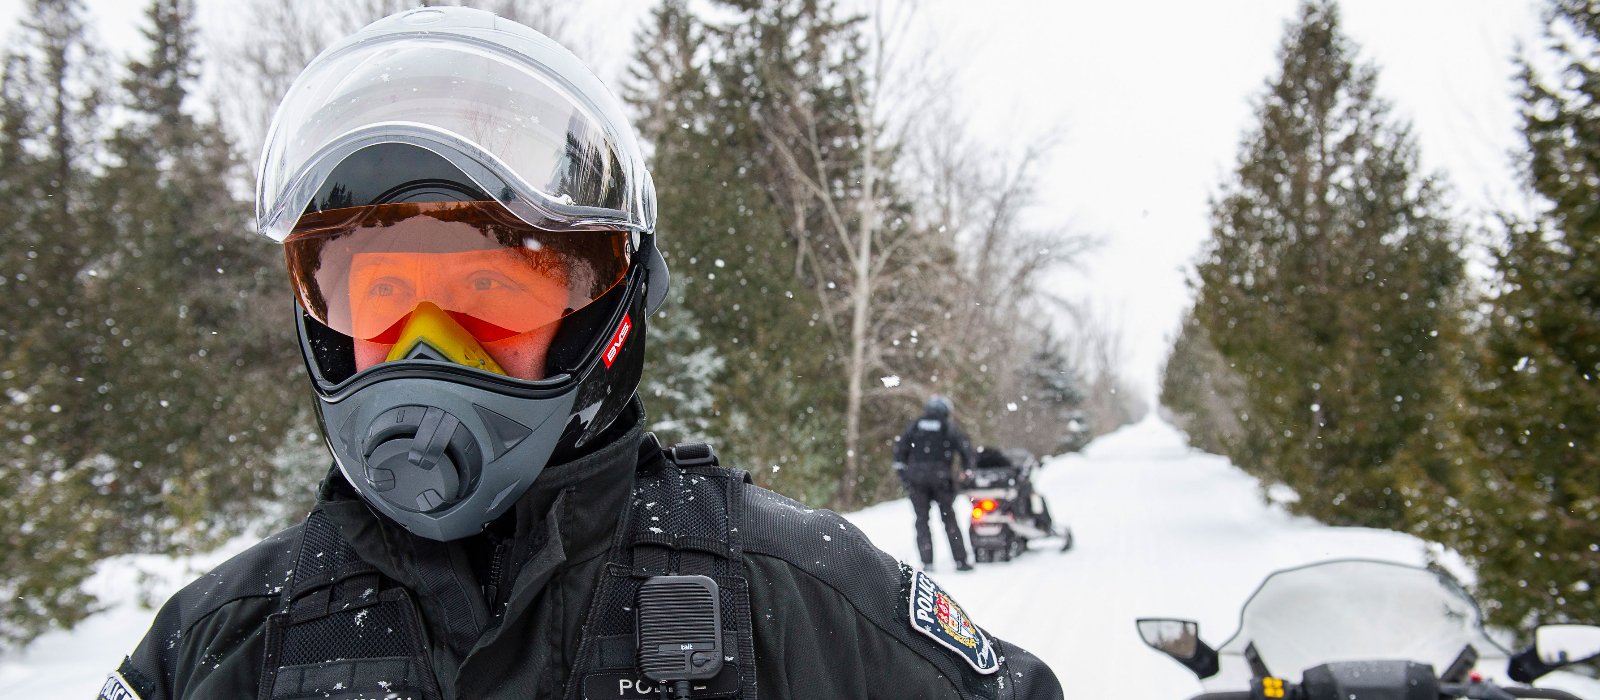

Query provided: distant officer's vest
[905,417,956,487]
[257,438,756,700]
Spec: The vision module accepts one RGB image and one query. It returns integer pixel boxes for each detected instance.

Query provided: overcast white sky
[0,0,1547,400]
[907,0,1542,400]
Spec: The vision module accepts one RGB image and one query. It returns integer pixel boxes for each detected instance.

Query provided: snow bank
[4,414,1595,699]
[0,536,256,695]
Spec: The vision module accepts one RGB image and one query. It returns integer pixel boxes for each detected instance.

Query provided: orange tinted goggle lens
[285,201,629,342]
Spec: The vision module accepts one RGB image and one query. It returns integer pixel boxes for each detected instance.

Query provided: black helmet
[255,7,666,541]
[925,395,952,419]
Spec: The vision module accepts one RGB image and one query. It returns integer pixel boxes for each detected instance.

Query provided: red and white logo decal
[603,313,633,369]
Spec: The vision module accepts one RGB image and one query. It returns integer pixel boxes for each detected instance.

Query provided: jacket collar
[498,400,647,563]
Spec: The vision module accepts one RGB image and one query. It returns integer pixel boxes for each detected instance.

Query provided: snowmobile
[1136,558,1600,700]
[959,447,1072,562]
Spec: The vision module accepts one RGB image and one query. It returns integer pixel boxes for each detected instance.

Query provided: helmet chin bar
[320,370,578,541]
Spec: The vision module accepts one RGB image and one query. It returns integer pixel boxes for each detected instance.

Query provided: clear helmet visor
[256,8,655,242]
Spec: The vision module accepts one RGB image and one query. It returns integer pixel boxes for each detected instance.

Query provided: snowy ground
[4,415,1597,698]
[846,415,1599,700]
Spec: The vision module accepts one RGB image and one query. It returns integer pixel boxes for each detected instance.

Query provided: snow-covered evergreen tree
[1186,0,1468,530]
[0,0,111,648]
[1455,0,1600,630]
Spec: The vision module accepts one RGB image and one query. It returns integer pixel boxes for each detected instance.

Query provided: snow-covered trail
[844,414,1456,699]
[6,414,1597,698]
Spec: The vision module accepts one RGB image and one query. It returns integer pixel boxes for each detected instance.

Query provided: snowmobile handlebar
[1434,681,1587,700]
[1496,687,1585,700]
[1184,681,1586,700]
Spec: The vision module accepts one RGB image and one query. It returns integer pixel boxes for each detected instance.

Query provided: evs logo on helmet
[603,313,633,369]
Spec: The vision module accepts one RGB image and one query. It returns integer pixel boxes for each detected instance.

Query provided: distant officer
[894,394,976,572]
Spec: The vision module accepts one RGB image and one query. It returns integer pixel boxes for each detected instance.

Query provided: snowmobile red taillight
[979,499,997,512]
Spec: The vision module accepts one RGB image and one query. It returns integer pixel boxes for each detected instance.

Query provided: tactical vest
[904,418,956,487]
[256,439,756,700]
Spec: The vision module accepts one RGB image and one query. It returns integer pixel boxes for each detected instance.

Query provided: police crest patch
[908,569,999,674]
[98,672,143,700]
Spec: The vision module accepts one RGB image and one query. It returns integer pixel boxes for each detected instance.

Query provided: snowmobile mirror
[1535,624,1600,666]
[1138,618,1200,658]
[1508,623,1600,682]
[1137,618,1220,679]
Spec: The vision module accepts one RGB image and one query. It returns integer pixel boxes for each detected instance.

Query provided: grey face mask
[307,330,579,540]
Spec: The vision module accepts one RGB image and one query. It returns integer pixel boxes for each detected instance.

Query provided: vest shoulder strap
[565,436,757,700]
[258,509,442,700]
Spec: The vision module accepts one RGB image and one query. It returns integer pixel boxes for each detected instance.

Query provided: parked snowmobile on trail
[959,447,1072,562]
[1136,558,1600,700]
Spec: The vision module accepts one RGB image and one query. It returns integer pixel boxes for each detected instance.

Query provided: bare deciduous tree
[1053,298,1148,435]
[749,0,930,507]
[898,105,1097,456]
[752,0,1101,504]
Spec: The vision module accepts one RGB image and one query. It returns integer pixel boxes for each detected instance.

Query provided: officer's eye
[470,274,511,291]
[369,278,408,297]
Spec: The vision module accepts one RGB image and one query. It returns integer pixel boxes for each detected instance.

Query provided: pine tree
[1018,333,1090,455]
[626,0,851,506]
[1187,0,1467,530]
[88,0,306,552]
[0,0,112,648]
[0,0,309,648]
[627,0,728,445]
[1160,308,1247,457]
[1455,0,1600,629]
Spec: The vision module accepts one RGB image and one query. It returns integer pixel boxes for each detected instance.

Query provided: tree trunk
[840,124,879,509]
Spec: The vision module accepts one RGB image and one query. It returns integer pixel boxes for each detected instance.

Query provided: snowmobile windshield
[256,9,654,242]
[1206,560,1508,689]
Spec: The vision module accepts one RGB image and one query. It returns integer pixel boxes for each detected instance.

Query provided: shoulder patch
[908,570,999,675]
[98,672,143,700]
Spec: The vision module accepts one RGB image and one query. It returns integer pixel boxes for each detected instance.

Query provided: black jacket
[111,405,1062,700]
[894,413,976,488]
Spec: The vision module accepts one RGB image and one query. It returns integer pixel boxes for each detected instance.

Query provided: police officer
[102,8,1061,700]
[894,395,977,572]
